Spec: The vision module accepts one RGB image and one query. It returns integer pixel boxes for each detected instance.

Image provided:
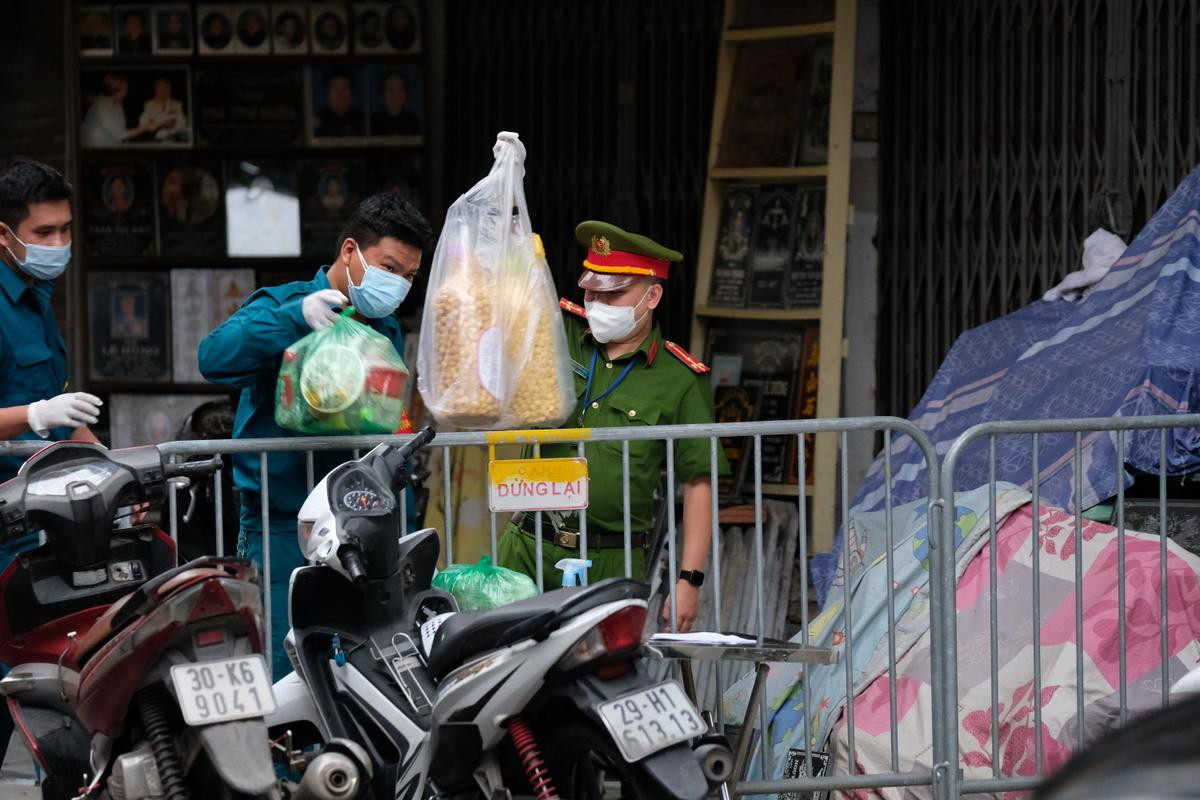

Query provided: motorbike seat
[425,578,647,681]
[74,556,257,663]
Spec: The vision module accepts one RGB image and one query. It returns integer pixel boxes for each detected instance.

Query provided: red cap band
[583,248,671,279]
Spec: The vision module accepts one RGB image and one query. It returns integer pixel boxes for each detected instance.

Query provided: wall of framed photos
[72,0,427,446]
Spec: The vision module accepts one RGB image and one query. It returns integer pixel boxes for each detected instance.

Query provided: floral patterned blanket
[831,503,1200,798]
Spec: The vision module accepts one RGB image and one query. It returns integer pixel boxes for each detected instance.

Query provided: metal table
[646,636,838,790]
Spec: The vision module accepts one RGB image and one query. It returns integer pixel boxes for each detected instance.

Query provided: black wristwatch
[678,569,705,587]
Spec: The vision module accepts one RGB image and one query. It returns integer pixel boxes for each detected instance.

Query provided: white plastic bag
[417,132,575,429]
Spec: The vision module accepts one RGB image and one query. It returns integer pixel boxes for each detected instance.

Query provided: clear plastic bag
[275,309,409,434]
[432,555,538,610]
[417,132,575,429]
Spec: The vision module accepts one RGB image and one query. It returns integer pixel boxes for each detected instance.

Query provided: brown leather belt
[516,512,647,550]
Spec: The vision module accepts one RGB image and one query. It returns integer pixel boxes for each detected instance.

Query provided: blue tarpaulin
[814,165,1200,604]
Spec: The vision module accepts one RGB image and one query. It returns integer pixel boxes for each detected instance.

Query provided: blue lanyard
[578,347,637,425]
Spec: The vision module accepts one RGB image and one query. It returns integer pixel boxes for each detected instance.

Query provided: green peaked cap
[574,220,684,263]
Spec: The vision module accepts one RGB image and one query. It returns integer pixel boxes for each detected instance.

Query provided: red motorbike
[0,441,277,800]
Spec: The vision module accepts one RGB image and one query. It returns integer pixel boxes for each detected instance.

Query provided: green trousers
[497,523,646,590]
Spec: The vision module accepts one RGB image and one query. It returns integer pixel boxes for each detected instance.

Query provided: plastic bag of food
[432,555,538,610]
[275,308,409,435]
[417,131,575,429]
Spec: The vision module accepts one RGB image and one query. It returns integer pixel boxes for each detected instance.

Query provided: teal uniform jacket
[0,264,72,486]
[198,265,414,676]
[0,262,74,762]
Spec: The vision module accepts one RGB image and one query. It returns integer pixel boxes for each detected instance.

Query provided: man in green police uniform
[498,221,729,631]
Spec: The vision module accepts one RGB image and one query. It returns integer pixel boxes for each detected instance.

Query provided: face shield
[577,269,637,292]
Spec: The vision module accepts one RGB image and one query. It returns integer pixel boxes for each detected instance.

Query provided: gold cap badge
[591,234,611,256]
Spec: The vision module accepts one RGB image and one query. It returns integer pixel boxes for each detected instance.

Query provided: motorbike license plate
[595,681,706,762]
[170,655,277,726]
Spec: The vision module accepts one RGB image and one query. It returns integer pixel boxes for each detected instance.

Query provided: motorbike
[267,426,734,799]
[0,441,278,800]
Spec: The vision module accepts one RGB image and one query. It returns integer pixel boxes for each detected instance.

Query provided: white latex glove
[302,289,349,331]
[27,392,103,437]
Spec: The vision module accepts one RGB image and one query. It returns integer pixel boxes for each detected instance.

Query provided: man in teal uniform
[498,221,729,631]
[0,157,102,767]
[199,193,430,677]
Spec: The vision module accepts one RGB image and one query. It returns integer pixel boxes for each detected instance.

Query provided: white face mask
[585,287,653,343]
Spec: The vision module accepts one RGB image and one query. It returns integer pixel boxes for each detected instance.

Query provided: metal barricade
[939,414,1200,799]
[0,416,946,798]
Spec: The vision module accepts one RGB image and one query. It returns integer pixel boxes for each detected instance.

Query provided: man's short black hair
[337,192,431,252]
[326,67,354,86]
[0,158,73,230]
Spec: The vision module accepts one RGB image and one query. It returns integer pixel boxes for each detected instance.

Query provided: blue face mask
[347,245,412,318]
[3,226,71,280]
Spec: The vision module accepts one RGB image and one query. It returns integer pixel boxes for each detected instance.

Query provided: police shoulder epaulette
[664,341,710,374]
[559,298,587,318]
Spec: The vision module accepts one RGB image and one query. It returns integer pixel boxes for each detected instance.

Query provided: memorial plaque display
[75,0,430,396]
[83,160,157,258]
[170,268,254,383]
[158,159,225,257]
[194,67,305,147]
[785,186,825,308]
[714,384,760,500]
[225,160,301,257]
[89,271,172,383]
[786,328,821,485]
[300,159,366,255]
[705,323,806,485]
[797,41,833,166]
[707,184,756,308]
[746,186,796,309]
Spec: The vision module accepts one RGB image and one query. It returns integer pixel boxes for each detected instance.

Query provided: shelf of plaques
[723,22,837,42]
[694,305,823,321]
[709,166,828,182]
[691,0,857,554]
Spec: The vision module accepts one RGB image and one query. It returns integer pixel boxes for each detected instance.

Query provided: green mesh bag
[433,555,538,610]
[275,308,409,435]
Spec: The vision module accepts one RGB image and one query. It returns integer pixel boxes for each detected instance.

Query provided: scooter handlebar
[396,426,436,463]
[163,456,223,481]
[377,426,436,489]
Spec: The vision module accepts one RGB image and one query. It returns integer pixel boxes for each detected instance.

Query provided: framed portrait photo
[80,66,193,149]
[365,63,423,143]
[88,271,172,384]
[234,4,270,54]
[153,5,193,55]
[306,63,368,145]
[381,0,421,54]
[352,2,388,54]
[271,3,309,54]
[197,5,236,55]
[79,7,115,56]
[114,6,154,55]
[309,2,349,55]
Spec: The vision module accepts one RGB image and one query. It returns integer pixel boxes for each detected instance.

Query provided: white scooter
[266,427,733,799]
